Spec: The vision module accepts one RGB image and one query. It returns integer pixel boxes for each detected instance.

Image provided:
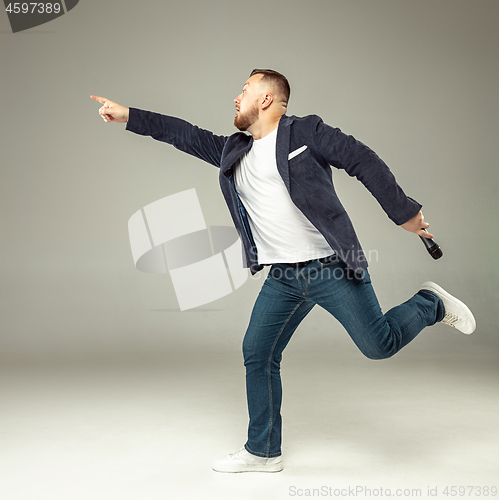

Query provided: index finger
[90,95,108,104]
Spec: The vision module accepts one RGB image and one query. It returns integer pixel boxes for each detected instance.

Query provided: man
[91,69,475,473]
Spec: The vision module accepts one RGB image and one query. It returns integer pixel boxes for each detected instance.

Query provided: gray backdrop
[1,0,497,361]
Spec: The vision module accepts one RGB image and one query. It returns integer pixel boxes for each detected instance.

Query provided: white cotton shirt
[233,127,334,265]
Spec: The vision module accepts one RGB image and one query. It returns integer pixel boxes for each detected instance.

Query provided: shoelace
[443,312,460,327]
[230,447,248,458]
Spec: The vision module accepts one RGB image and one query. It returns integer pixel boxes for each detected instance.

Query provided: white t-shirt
[233,127,334,265]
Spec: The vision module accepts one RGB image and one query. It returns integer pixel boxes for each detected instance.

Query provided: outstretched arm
[90,96,227,168]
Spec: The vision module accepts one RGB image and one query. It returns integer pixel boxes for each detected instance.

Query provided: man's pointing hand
[90,95,129,123]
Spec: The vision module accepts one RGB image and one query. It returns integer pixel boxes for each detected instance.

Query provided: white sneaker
[212,446,283,473]
[420,281,476,334]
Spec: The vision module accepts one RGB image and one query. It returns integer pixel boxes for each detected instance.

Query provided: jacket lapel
[220,134,253,177]
[276,115,293,192]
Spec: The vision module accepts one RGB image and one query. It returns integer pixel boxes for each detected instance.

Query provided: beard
[234,101,259,131]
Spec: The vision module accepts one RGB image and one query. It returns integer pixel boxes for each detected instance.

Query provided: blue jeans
[242,256,444,458]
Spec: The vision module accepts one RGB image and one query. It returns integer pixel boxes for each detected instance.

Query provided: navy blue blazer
[126,109,422,275]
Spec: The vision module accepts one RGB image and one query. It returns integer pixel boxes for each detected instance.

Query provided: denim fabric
[242,256,444,458]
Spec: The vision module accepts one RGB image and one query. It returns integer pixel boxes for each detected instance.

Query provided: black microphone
[419,229,443,259]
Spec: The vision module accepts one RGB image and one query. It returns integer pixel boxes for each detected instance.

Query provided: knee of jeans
[360,345,395,361]
[242,338,261,365]
[243,339,281,368]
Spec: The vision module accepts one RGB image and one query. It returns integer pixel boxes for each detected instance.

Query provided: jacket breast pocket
[288,145,308,161]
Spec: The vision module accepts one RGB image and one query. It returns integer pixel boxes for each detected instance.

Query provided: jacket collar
[221,114,294,183]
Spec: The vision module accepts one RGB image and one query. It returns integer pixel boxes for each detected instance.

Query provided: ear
[261,93,274,110]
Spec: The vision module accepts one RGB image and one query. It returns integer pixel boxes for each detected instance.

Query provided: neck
[248,113,284,140]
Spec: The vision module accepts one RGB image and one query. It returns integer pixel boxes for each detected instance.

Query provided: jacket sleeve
[312,117,422,225]
[125,108,228,168]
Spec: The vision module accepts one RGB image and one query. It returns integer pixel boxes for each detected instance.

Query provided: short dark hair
[250,69,290,106]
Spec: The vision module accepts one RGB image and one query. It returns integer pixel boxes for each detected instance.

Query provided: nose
[234,94,241,104]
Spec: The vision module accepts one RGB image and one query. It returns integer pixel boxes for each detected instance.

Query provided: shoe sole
[420,281,476,334]
[212,462,283,473]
